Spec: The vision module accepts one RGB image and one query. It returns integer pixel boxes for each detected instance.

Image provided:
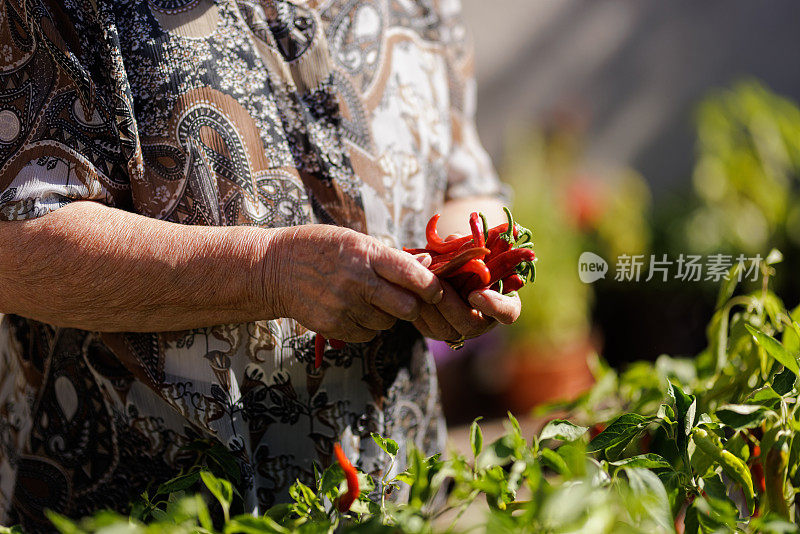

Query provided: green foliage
[680,80,800,259]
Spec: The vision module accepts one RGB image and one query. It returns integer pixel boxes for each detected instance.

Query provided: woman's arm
[435,196,508,237]
[0,201,442,340]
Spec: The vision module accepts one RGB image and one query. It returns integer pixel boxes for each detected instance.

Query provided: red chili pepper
[330,339,345,350]
[486,248,536,282]
[463,248,535,294]
[429,240,487,267]
[425,214,475,253]
[486,238,513,263]
[425,213,446,248]
[589,423,606,439]
[453,259,491,287]
[402,247,434,255]
[485,223,510,248]
[751,461,766,494]
[333,443,360,513]
[469,212,485,248]
[485,220,525,262]
[430,247,490,278]
[501,273,525,294]
[315,333,326,368]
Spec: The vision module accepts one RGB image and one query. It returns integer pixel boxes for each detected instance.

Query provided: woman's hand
[411,282,522,342]
[269,225,444,343]
[408,231,522,342]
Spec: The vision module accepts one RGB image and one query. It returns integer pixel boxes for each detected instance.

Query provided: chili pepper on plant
[333,443,360,513]
[765,433,791,520]
[692,428,756,515]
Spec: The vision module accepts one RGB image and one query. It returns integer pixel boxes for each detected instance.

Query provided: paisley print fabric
[0,0,503,528]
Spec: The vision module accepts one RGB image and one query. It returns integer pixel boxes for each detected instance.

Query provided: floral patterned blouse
[0,0,501,528]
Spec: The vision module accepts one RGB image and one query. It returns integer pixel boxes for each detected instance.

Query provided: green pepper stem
[501,207,515,242]
[479,213,489,240]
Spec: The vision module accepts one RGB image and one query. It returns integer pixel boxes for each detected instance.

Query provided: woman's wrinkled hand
[411,282,522,342]
[408,234,522,342]
[267,225,444,343]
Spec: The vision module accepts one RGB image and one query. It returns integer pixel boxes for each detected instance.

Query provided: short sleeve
[437,0,510,202]
[0,0,134,221]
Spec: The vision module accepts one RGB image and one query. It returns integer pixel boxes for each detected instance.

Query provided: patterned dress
[0,0,502,528]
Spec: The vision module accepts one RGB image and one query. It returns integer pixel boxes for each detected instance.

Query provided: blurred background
[437,0,800,426]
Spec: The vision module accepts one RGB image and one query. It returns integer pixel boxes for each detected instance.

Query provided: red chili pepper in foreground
[500,273,525,294]
[430,247,490,278]
[333,443,360,512]
[424,214,476,254]
[454,259,491,287]
[485,248,536,283]
[462,248,536,294]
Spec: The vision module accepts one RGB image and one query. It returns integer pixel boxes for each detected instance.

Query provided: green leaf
[539,419,588,442]
[772,367,797,395]
[200,470,232,520]
[623,468,673,531]
[746,385,783,409]
[506,412,522,437]
[587,414,652,453]
[371,433,399,458]
[225,515,291,534]
[745,324,800,375]
[476,435,515,470]
[669,382,697,437]
[154,469,201,496]
[319,464,345,499]
[206,443,242,485]
[469,418,484,458]
[609,453,672,470]
[715,404,774,430]
[766,249,783,265]
[45,511,83,534]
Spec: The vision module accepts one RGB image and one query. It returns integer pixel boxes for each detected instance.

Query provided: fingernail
[432,288,444,304]
[415,253,432,267]
[468,292,483,308]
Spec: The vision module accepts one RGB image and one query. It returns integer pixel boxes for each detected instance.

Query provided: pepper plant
[5,251,800,533]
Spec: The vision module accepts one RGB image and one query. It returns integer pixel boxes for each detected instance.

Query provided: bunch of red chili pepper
[404,207,536,299]
[314,208,535,368]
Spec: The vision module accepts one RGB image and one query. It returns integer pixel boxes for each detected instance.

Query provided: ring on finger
[445,335,466,351]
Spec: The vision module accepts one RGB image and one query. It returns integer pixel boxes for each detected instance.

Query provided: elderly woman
[0,0,520,528]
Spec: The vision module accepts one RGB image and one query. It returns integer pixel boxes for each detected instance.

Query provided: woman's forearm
[0,201,278,332]
[437,196,507,237]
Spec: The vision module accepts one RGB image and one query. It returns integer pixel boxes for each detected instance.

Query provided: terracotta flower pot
[503,337,596,414]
